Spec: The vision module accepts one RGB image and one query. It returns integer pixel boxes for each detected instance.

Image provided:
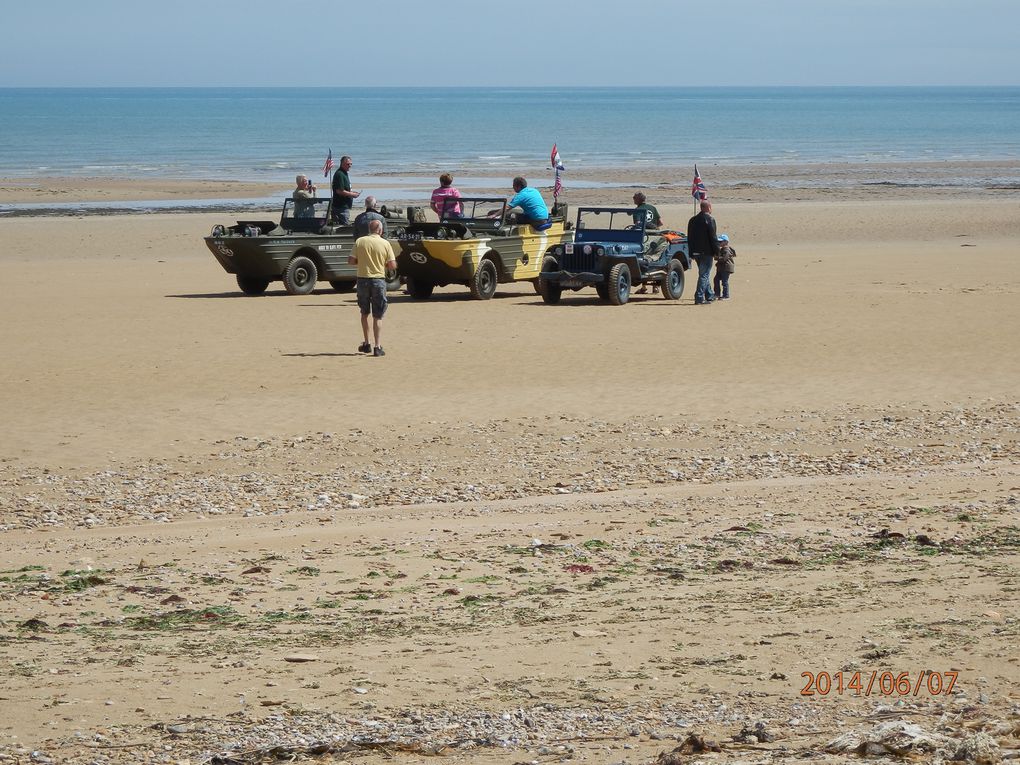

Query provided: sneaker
[358,341,371,354]
[373,346,385,357]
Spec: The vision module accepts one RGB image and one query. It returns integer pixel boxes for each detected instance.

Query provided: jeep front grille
[560,249,598,272]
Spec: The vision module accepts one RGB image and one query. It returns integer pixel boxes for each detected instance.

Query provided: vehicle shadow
[167,289,341,299]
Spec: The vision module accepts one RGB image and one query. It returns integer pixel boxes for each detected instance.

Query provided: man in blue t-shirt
[505,176,549,225]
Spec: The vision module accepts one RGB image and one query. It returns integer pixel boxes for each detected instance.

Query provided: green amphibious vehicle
[394,197,572,300]
[203,197,412,295]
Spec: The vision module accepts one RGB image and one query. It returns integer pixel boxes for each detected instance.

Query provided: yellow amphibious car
[394,197,571,300]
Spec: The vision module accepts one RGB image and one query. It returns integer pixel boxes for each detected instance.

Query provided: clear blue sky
[3,0,1017,87]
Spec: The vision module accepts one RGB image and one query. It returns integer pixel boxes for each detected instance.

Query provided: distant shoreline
[2,158,1019,216]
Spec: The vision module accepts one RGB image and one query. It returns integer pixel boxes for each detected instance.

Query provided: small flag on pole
[322,149,334,178]
[550,143,564,171]
[692,164,707,201]
[551,143,564,199]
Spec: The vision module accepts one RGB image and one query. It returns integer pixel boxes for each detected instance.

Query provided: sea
[1,86,1019,211]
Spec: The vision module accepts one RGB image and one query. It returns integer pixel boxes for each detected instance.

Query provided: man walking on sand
[349,218,396,357]
[687,200,721,305]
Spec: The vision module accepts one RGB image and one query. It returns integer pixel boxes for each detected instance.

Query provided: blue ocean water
[1,87,1018,183]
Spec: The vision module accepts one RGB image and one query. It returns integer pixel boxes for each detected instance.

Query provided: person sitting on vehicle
[292,174,316,218]
[490,176,550,227]
[354,196,386,239]
[430,173,462,219]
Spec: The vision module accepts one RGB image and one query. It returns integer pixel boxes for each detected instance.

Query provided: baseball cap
[718,234,729,242]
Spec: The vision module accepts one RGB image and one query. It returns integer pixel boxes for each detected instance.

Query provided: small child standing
[713,234,736,300]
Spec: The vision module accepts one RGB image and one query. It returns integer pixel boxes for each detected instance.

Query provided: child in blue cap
[713,234,736,300]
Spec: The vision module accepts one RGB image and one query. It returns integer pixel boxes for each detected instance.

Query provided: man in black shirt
[687,200,720,304]
[330,155,360,225]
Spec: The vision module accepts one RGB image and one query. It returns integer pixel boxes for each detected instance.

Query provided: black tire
[283,255,317,295]
[538,255,561,303]
[236,275,270,295]
[329,279,355,293]
[660,259,685,300]
[406,276,434,300]
[607,262,631,305]
[470,259,498,300]
[595,284,609,301]
[541,283,562,304]
[384,267,402,292]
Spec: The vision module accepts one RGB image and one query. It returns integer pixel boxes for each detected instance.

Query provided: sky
[2,0,1018,87]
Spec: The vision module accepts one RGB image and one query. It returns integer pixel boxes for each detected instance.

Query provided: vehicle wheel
[384,267,402,292]
[537,255,560,303]
[541,283,562,304]
[236,275,270,295]
[406,276,434,300]
[329,279,355,293]
[607,262,631,305]
[660,259,685,300]
[595,284,609,301]
[470,259,498,300]
[283,255,317,295]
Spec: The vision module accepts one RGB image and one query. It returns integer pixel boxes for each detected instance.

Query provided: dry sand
[0,174,1018,764]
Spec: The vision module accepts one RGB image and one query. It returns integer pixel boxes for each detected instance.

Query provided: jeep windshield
[282,197,331,230]
[438,196,507,224]
[575,207,646,244]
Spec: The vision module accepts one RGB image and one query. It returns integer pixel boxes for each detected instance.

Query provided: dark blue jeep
[538,206,690,305]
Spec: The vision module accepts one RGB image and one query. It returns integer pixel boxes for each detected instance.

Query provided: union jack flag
[692,164,707,200]
[322,149,334,178]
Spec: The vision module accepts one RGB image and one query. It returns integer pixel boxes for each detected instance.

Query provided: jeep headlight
[583,245,592,255]
[211,224,226,237]
[596,246,605,256]
[435,228,448,239]
[394,227,406,239]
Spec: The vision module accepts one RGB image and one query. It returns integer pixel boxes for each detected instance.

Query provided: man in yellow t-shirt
[348,218,397,357]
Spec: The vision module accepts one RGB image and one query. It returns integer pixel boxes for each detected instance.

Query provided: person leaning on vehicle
[687,199,721,305]
[354,196,386,239]
[292,174,316,218]
[349,218,397,358]
[330,154,360,225]
[501,176,549,226]
[632,192,664,229]
[633,191,669,292]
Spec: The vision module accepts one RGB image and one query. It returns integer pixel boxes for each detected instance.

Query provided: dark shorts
[356,278,388,318]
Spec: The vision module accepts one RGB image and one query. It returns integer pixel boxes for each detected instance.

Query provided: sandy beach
[0,168,1018,764]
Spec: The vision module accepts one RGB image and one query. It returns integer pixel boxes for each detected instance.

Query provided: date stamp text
[800,670,958,697]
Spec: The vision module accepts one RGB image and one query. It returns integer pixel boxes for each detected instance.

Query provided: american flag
[554,172,562,198]
[692,164,707,200]
[322,149,334,178]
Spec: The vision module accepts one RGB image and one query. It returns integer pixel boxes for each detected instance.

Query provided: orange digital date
[800,670,958,697]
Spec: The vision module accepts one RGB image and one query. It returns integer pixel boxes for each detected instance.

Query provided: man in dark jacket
[687,200,720,304]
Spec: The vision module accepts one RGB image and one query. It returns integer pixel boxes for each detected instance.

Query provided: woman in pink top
[430,173,462,219]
